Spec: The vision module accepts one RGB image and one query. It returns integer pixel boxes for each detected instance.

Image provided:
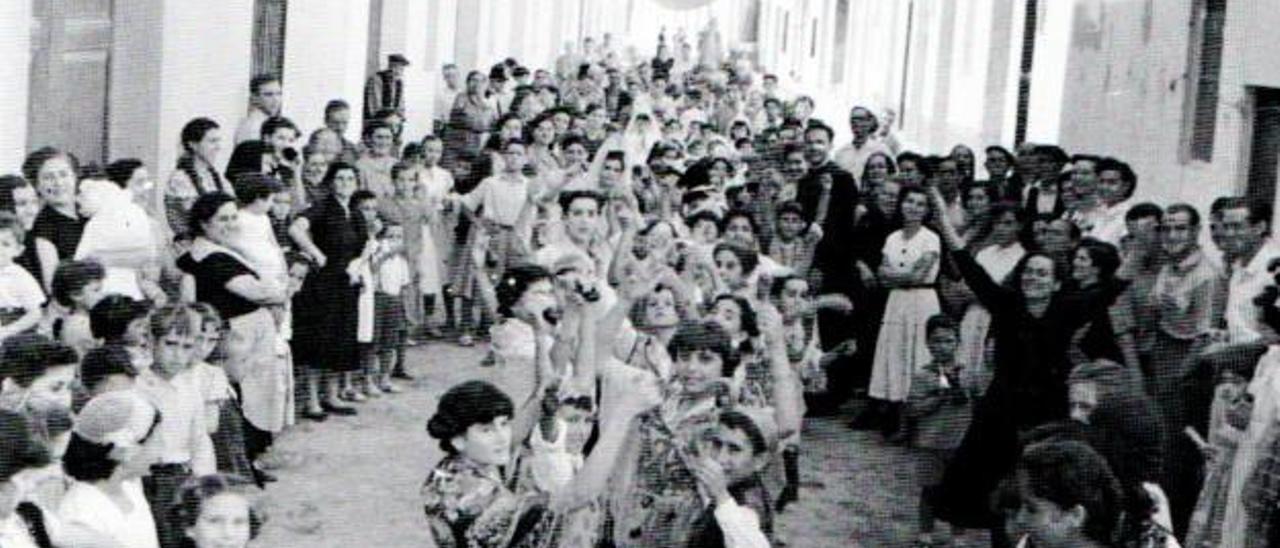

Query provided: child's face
[778,278,811,319]
[453,416,512,467]
[383,226,405,247]
[556,404,596,455]
[926,327,959,364]
[357,199,379,224]
[692,219,719,244]
[287,263,309,295]
[702,424,760,484]
[674,348,724,396]
[393,170,417,196]
[71,279,105,311]
[187,492,253,548]
[153,332,197,376]
[29,364,77,411]
[124,316,151,347]
[196,323,223,362]
[778,211,806,240]
[0,230,23,267]
[270,191,293,219]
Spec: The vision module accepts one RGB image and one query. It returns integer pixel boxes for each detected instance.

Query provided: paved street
[252,342,993,547]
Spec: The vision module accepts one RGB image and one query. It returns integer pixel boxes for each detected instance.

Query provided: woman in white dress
[868,185,940,435]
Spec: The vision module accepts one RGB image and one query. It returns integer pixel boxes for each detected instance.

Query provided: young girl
[868,184,941,437]
[169,474,262,548]
[188,303,254,482]
[349,190,383,399]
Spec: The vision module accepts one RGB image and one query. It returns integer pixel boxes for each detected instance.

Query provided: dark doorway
[29,0,113,163]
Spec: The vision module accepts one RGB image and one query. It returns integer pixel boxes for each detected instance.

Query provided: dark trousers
[144,463,192,548]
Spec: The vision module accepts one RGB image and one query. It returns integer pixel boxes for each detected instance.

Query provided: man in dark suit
[364,53,409,121]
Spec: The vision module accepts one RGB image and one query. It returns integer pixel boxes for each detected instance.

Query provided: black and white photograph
[0,0,1274,546]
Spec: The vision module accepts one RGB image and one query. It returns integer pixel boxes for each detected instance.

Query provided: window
[28,0,113,163]
[1246,87,1280,207]
[1183,0,1227,162]
[252,0,288,78]
[1014,0,1039,146]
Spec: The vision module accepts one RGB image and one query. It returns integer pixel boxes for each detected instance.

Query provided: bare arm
[289,217,327,268]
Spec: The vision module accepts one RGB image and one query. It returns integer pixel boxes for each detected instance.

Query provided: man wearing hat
[364,53,410,120]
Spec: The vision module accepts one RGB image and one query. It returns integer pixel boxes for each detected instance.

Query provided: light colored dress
[869,227,941,402]
[1220,345,1280,547]
[417,166,455,297]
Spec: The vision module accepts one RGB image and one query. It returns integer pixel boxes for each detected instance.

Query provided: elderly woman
[176,193,288,472]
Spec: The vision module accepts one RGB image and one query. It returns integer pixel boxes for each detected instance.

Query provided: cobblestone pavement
[253,342,994,547]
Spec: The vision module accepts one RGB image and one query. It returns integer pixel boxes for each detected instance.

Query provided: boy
[689,406,778,547]
[134,304,215,548]
[459,138,534,278]
[905,315,973,547]
[372,220,411,393]
[0,213,45,341]
[768,201,821,280]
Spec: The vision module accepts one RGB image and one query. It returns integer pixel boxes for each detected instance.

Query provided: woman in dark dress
[22,147,83,278]
[288,161,363,416]
[924,184,1128,546]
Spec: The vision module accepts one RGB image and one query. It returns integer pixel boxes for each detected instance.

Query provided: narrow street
[251,342,992,547]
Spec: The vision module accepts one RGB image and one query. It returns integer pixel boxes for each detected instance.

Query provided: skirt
[225,308,294,433]
[869,287,940,402]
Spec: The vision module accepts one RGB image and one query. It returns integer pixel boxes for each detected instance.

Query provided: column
[282,0,372,144]
[0,1,32,170]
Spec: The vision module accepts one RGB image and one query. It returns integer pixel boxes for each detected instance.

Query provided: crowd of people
[0,24,1279,548]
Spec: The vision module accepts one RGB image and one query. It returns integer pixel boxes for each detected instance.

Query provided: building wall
[0,2,32,171]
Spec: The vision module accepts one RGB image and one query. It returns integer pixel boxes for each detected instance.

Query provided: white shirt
[234,108,270,144]
[377,254,411,295]
[0,264,45,312]
[713,498,771,548]
[0,512,39,548]
[832,138,891,189]
[59,479,160,548]
[227,209,286,288]
[1226,239,1280,343]
[460,175,530,227]
[974,242,1026,285]
[135,369,216,474]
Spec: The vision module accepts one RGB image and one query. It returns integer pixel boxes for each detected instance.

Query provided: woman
[75,175,159,300]
[1067,239,1136,370]
[177,193,289,479]
[22,148,83,267]
[925,184,1128,535]
[169,474,262,548]
[997,440,1124,548]
[357,120,398,199]
[951,144,977,186]
[288,162,364,415]
[59,391,164,548]
[444,71,499,170]
[845,177,902,424]
[295,145,331,213]
[867,185,940,436]
[859,152,897,195]
[423,373,658,548]
[167,118,233,237]
[0,176,57,291]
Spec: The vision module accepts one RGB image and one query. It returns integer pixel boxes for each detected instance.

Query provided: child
[268,186,296,255]
[188,303,254,482]
[905,314,973,547]
[0,213,45,342]
[168,474,263,548]
[48,260,106,358]
[688,406,778,547]
[768,201,821,281]
[87,294,154,378]
[457,138,534,283]
[349,190,383,399]
[372,221,411,393]
[133,304,216,548]
[0,333,78,415]
[78,344,139,400]
[225,172,289,329]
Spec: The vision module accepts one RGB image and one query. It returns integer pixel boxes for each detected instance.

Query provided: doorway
[1246,87,1280,210]
[28,0,113,164]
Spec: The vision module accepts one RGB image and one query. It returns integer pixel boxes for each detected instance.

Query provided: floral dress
[421,454,556,548]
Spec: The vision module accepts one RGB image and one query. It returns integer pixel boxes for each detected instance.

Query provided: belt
[150,462,192,474]
[897,284,936,290]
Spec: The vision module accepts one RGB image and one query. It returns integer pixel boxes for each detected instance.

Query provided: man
[323,99,361,163]
[1067,155,1117,243]
[832,106,892,190]
[487,64,513,115]
[433,63,461,133]
[235,74,283,144]
[1221,197,1280,344]
[364,53,409,120]
[1021,144,1068,218]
